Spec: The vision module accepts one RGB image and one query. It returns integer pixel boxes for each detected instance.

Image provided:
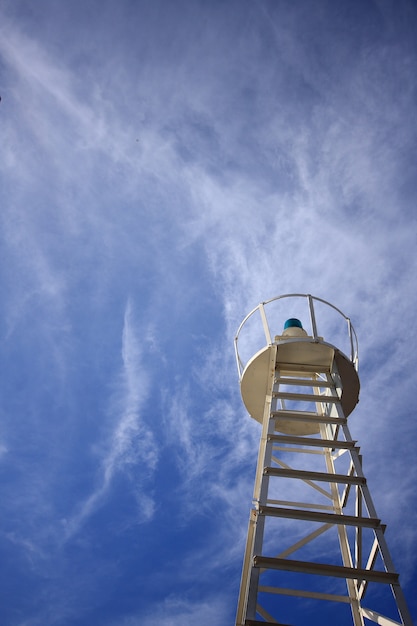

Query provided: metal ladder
[235,357,412,626]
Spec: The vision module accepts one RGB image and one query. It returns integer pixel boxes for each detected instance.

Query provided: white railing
[234,294,359,379]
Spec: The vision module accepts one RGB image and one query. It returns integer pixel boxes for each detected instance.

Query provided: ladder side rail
[235,346,277,625]
[235,508,257,626]
[318,381,365,626]
[330,361,414,626]
[244,348,278,622]
[356,484,363,570]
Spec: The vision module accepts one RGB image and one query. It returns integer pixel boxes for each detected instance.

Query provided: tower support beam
[234,296,412,626]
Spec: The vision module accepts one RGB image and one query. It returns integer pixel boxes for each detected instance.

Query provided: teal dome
[284,318,303,330]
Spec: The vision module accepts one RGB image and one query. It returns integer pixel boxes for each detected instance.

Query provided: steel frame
[235,352,412,626]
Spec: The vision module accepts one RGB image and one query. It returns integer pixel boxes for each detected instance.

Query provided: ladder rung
[264,467,365,485]
[272,411,347,426]
[275,377,333,387]
[258,585,352,603]
[277,363,331,373]
[268,434,357,450]
[245,621,292,626]
[253,556,399,584]
[273,409,317,417]
[274,391,339,403]
[259,505,381,528]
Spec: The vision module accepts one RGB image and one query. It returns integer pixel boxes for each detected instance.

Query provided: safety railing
[234,294,358,379]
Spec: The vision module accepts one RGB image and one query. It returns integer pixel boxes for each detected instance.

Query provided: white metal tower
[234,294,412,626]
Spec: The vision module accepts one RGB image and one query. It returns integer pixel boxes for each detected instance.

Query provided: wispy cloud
[151,596,231,626]
[0,1,416,624]
[118,593,231,626]
[64,298,157,539]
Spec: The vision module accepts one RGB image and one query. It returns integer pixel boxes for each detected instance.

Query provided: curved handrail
[234,294,359,379]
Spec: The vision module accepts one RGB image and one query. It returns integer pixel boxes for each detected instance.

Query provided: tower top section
[234,294,360,430]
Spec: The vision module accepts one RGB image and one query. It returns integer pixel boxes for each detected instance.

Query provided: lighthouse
[234,294,412,626]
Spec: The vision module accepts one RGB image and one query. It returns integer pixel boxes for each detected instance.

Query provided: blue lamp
[284,318,303,330]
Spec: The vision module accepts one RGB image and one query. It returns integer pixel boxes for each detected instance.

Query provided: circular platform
[240,338,360,435]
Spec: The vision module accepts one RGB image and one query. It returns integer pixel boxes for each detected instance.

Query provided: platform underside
[240,339,359,434]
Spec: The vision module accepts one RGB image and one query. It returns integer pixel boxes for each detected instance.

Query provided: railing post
[308,294,318,339]
[259,303,272,345]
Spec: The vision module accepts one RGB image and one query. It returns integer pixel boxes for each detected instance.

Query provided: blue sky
[0,0,417,624]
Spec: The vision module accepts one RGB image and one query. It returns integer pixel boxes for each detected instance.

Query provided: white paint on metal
[234,294,412,626]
